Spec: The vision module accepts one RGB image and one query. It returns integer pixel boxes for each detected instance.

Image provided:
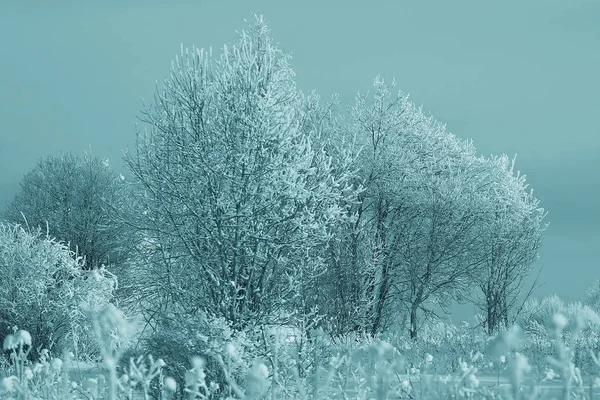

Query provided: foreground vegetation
[3,305,600,399]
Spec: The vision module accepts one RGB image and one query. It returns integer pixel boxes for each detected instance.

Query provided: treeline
[1,16,547,351]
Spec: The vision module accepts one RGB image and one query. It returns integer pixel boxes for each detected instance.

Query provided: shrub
[584,279,600,314]
[382,318,489,374]
[139,307,252,398]
[518,296,600,373]
[4,309,600,399]
[0,223,117,360]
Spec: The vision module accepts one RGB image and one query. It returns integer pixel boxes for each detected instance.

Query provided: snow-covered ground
[60,359,600,399]
[63,359,107,382]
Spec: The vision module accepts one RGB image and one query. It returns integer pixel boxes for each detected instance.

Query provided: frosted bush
[519,296,600,373]
[0,223,117,360]
[519,295,565,332]
[140,306,252,398]
[584,279,600,313]
[383,318,489,374]
[5,307,600,400]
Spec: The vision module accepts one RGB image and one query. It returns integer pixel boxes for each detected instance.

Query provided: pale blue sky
[1,0,598,321]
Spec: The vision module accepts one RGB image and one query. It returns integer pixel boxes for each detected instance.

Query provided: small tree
[3,152,129,271]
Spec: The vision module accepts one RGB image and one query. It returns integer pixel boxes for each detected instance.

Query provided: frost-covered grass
[3,307,600,399]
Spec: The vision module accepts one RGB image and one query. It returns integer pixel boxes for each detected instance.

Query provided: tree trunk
[409,305,419,340]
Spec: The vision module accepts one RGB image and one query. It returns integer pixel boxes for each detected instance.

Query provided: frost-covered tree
[468,155,547,334]
[3,152,129,270]
[292,92,365,336]
[124,16,356,330]
[318,76,413,336]
[337,77,548,339]
[392,168,489,340]
[324,76,489,338]
[0,223,117,360]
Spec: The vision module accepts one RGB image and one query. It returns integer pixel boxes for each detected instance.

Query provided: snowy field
[55,361,600,399]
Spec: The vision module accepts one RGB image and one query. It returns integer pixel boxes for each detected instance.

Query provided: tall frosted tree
[124,16,356,330]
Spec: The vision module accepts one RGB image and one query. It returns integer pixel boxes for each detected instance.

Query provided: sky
[1,0,598,323]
